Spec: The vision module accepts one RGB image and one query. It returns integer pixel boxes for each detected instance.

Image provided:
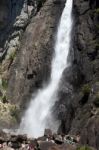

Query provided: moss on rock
[0,102,20,127]
[82,84,91,95]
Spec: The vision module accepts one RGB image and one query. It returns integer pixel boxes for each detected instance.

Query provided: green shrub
[2,79,8,90]
[10,106,20,121]
[95,8,99,14]
[95,24,99,30]
[82,84,91,95]
[95,43,99,50]
[77,146,92,150]
[0,96,2,101]
[8,51,16,61]
[2,95,8,103]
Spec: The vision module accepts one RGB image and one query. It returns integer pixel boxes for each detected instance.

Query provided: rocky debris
[0,129,95,150]
[44,129,52,137]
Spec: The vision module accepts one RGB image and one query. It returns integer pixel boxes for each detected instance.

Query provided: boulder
[39,141,56,150]
[44,129,53,137]
[48,143,77,150]
[0,130,11,143]
[54,135,63,144]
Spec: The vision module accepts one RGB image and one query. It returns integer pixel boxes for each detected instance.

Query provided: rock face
[0,0,26,58]
[7,0,65,107]
[0,0,65,127]
[0,0,99,149]
[56,0,99,149]
[0,0,47,59]
[0,130,93,150]
[0,0,48,127]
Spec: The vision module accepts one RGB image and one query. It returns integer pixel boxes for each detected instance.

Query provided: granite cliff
[56,0,99,149]
[0,0,99,149]
[0,0,65,128]
[0,0,48,128]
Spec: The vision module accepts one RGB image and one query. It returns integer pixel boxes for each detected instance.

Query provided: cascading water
[19,0,73,138]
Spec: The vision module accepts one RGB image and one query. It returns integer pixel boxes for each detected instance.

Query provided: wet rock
[44,129,53,137]
[37,136,47,142]
[10,134,27,142]
[80,117,99,149]
[16,134,27,143]
[54,135,63,144]
[11,142,21,149]
[0,131,96,150]
[0,130,11,143]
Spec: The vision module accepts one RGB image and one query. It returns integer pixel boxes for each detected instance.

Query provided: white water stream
[19,0,73,138]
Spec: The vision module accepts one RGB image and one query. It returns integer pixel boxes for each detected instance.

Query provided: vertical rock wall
[0,0,65,128]
[7,0,65,106]
[56,0,99,149]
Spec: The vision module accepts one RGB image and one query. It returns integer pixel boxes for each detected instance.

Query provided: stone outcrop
[0,0,28,59]
[56,0,99,149]
[0,0,99,149]
[0,0,65,128]
[0,0,46,59]
[7,0,65,108]
[0,129,95,150]
[0,0,47,128]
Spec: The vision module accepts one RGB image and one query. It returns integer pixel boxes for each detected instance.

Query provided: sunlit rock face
[0,0,99,149]
[0,0,38,58]
[0,0,44,127]
[18,0,73,138]
[0,0,25,54]
[7,0,65,107]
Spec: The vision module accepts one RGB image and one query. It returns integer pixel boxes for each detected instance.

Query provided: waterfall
[19,0,73,138]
